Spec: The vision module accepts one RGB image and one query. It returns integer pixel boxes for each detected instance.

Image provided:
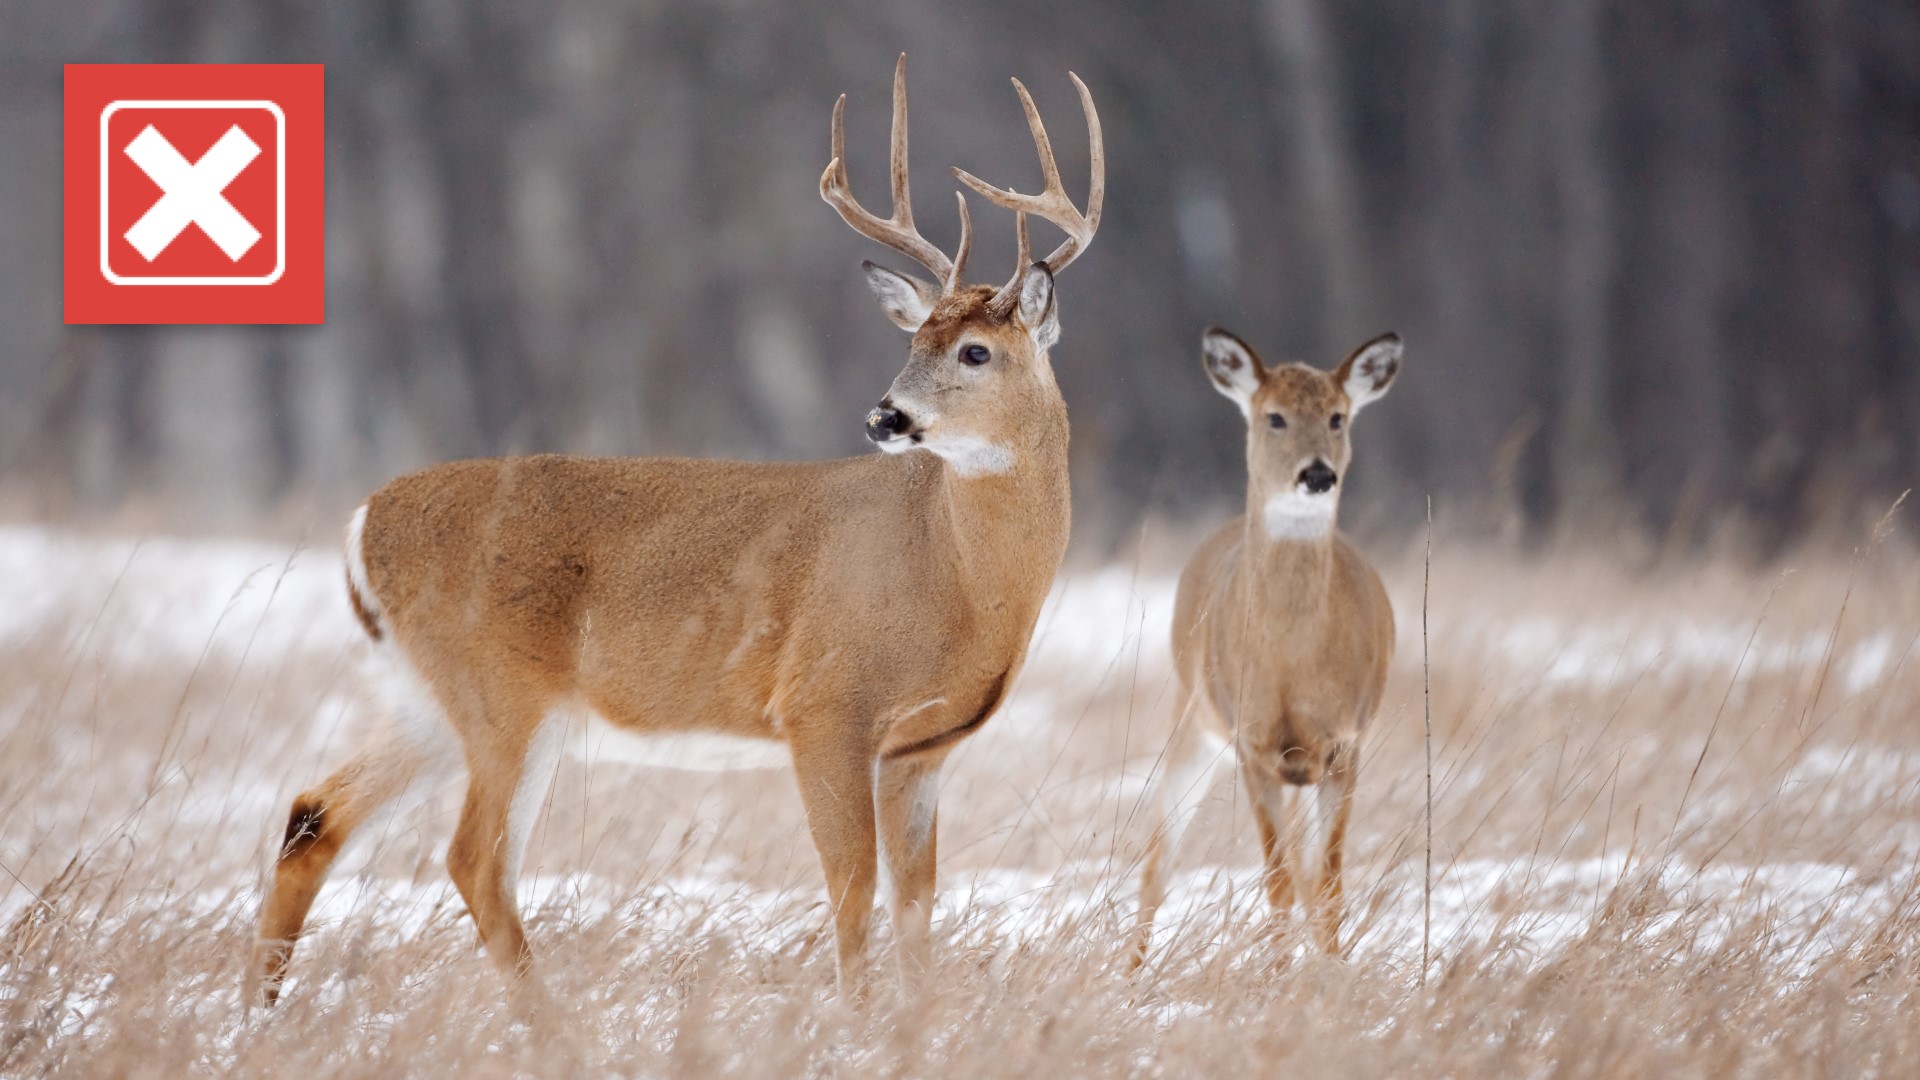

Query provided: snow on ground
[0,525,355,670]
[2,523,1915,997]
[2,524,1901,694]
[3,851,1889,993]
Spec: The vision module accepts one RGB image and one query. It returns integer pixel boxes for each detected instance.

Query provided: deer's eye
[1267,412,1287,430]
[961,344,991,366]
[1330,413,1344,431]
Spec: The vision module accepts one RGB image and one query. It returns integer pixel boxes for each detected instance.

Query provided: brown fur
[883,668,1009,760]
[1133,329,1402,964]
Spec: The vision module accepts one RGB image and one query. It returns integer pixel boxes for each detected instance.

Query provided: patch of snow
[1841,631,1897,695]
[0,525,359,671]
[205,852,1899,988]
[1443,613,1853,691]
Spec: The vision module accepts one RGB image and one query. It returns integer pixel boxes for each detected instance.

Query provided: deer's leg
[876,750,945,988]
[1242,767,1296,915]
[1311,752,1357,956]
[445,710,566,989]
[253,724,452,1005]
[790,734,880,999]
[1131,694,1223,968]
[1247,766,1323,961]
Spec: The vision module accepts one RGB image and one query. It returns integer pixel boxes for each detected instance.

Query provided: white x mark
[123,124,262,262]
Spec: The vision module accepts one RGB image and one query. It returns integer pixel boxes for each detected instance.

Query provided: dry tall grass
[2,522,1918,1077]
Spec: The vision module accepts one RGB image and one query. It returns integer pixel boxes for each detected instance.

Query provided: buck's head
[822,56,1101,479]
[1200,328,1403,541]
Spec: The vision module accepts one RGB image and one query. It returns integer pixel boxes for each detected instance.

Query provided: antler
[953,72,1105,312]
[986,212,1031,319]
[821,54,971,292]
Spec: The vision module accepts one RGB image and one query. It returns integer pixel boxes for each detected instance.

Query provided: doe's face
[860,265,1062,479]
[1200,328,1403,540]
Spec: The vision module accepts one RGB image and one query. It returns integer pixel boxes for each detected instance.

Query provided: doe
[1132,327,1402,963]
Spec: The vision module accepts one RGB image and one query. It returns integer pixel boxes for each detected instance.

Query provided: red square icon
[64,65,324,324]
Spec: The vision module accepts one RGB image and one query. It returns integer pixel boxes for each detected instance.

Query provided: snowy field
[2,523,1919,1075]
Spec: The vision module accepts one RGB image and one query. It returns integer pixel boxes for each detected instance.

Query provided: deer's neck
[1239,493,1337,617]
[935,406,1072,621]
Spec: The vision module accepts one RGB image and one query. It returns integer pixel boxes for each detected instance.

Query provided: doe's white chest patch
[567,712,791,772]
[1263,491,1336,541]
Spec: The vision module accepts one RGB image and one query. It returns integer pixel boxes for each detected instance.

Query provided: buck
[251,56,1102,1004]
[1131,327,1402,963]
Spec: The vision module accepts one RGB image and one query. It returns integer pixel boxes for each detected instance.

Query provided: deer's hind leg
[253,719,454,1004]
[1131,691,1226,968]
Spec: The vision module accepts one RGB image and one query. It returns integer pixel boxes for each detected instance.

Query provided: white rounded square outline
[99,99,287,286]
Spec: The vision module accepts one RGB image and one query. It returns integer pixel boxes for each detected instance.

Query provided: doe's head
[1200,328,1403,539]
[821,55,1101,478]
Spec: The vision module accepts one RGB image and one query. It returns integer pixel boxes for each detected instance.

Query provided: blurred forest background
[0,1,1915,554]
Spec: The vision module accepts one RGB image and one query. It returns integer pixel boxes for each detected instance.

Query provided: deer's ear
[1014,263,1059,350]
[1201,327,1264,418]
[863,261,939,331]
[1336,332,1402,414]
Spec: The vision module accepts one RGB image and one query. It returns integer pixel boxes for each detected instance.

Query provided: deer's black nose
[866,402,913,442]
[1299,460,1338,494]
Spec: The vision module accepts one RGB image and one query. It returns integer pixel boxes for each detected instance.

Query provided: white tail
[253,55,1103,1004]
[1132,328,1402,964]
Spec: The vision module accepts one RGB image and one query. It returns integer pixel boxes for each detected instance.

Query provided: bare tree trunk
[1258,0,1375,345]
[1548,0,1625,532]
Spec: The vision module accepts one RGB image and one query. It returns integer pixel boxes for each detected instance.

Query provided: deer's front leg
[1242,765,1296,917]
[876,750,945,989]
[1312,753,1357,956]
[444,709,566,1019]
[1245,763,1331,967]
[790,731,880,999]
[1245,756,1352,958]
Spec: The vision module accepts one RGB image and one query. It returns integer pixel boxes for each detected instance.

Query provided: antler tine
[953,71,1104,285]
[986,212,1031,319]
[1013,79,1064,196]
[1069,71,1105,249]
[948,191,972,292]
[889,54,914,230]
[820,54,956,286]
